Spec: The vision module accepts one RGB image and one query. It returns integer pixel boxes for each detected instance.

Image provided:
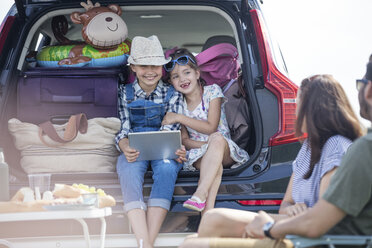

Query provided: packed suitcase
[17,67,124,124]
[11,67,126,174]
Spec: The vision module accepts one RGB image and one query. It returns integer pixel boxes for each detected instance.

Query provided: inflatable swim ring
[37,41,130,67]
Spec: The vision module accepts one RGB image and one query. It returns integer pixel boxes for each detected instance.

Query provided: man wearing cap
[115,35,186,248]
[241,60,372,240]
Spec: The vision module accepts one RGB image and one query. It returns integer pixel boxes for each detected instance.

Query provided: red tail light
[250,9,303,146]
[237,199,282,206]
[0,16,16,56]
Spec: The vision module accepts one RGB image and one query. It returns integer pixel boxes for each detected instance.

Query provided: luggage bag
[17,67,123,124]
[8,113,121,174]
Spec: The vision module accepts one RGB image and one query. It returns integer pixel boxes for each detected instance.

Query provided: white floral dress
[183,84,249,171]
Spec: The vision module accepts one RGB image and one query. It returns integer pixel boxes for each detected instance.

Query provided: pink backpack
[197,43,251,150]
[196,43,240,88]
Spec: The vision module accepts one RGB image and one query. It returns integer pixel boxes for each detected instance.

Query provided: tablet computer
[128,130,181,161]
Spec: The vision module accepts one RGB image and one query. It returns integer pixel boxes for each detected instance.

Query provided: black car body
[0,0,302,245]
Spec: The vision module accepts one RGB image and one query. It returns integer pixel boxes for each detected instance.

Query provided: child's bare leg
[194,133,229,201]
[147,206,168,245]
[202,165,222,214]
[202,135,235,213]
[127,209,152,248]
[198,208,257,237]
[146,158,181,244]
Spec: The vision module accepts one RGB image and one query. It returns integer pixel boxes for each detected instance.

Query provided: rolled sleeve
[320,154,342,178]
[161,90,184,131]
[320,135,352,178]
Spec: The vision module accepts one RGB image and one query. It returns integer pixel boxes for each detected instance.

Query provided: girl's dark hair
[166,48,206,86]
[296,74,363,179]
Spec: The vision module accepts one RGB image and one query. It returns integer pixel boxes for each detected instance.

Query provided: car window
[123,7,234,53]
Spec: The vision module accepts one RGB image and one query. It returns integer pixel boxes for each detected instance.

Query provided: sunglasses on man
[164,55,196,72]
[356,78,370,91]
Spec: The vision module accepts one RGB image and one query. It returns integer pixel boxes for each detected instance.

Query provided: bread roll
[53,184,81,198]
[98,195,116,208]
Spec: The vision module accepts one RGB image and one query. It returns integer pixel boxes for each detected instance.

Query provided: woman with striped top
[279,74,363,216]
[180,75,363,243]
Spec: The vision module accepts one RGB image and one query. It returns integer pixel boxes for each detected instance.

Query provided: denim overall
[126,83,174,132]
[116,83,182,212]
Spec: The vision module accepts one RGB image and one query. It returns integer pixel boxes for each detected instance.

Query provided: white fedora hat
[128,35,171,65]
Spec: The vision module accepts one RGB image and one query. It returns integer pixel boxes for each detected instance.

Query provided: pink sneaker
[183,196,206,212]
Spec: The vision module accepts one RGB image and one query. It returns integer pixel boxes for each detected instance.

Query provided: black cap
[366,62,372,81]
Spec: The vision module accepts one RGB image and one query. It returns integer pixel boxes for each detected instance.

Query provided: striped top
[292,135,353,207]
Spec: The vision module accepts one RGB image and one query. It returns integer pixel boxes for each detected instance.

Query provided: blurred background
[261,0,372,127]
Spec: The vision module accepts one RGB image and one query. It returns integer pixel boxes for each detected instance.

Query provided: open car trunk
[0,0,300,240]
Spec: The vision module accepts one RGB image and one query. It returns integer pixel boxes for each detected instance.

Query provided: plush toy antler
[80,0,100,11]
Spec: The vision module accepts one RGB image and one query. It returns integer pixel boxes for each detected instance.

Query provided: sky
[260,0,372,127]
[1,0,371,127]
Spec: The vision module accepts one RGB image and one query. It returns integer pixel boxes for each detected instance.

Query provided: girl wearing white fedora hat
[115,35,186,248]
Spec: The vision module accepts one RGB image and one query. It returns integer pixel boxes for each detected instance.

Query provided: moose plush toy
[36,0,131,67]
